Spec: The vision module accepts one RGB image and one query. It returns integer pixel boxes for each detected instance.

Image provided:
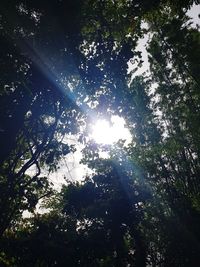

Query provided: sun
[91,116,131,145]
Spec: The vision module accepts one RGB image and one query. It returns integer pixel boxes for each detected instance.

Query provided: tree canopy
[0,0,200,266]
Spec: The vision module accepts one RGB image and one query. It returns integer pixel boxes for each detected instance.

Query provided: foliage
[0,0,200,266]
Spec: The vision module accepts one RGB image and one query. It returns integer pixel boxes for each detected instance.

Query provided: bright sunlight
[91,116,131,145]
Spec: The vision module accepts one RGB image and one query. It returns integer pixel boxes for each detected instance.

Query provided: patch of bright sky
[128,22,150,79]
[187,4,200,28]
[90,116,131,145]
[48,134,92,187]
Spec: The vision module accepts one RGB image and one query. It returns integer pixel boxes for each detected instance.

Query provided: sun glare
[91,116,131,145]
